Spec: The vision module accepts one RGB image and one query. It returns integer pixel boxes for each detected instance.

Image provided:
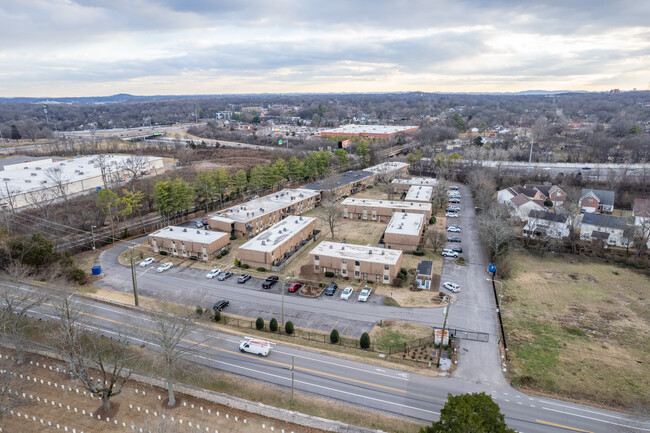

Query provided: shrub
[256,267,266,272]
[270,318,278,332]
[413,248,425,256]
[429,216,436,225]
[189,256,198,261]
[330,329,340,344]
[392,277,404,287]
[324,271,335,278]
[456,257,466,264]
[160,251,168,255]
[122,227,130,238]
[360,332,371,349]
[366,280,374,285]
[255,317,264,330]
[213,311,221,322]
[285,321,294,335]
[234,258,240,267]
[68,268,87,284]
[221,249,229,255]
[241,264,250,269]
[196,305,203,315]
[230,234,237,240]
[343,276,349,281]
[400,267,408,275]
[216,253,223,259]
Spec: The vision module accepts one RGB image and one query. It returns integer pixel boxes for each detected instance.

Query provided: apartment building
[309,241,403,283]
[148,226,229,261]
[383,212,425,252]
[391,177,438,192]
[302,170,374,201]
[341,197,432,222]
[365,161,410,179]
[208,188,320,238]
[404,185,433,203]
[238,216,317,269]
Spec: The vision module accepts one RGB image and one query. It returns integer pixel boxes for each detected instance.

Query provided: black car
[446,207,460,212]
[324,282,338,296]
[262,275,279,289]
[217,271,233,281]
[213,300,229,311]
[451,246,463,253]
[447,236,461,243]
[238,274,251,283]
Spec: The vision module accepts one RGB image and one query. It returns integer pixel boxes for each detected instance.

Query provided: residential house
[523,210,570,239]
[579,213,632,247]
[415,261,435,290]
[524,184,567,206]
[580,189,615,213]
[508,194,546,221]
[633,198,650,226]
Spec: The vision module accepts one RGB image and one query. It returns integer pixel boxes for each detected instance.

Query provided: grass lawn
[502,248,650,411]
[371,321,433,351]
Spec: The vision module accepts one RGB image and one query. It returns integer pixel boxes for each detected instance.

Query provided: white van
[239,338,273,356]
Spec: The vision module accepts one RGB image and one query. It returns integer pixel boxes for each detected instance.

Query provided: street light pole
[436,297,450,368]
[130,246,140,307]
[91,225,96,250]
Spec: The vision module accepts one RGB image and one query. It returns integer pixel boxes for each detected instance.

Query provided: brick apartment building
[309,241,403,283]
[383,212,425,252]
[302,170,375,201]
[149,226,229,261]
[238,216,317,269]
[341,197,432,222]
[365,161,410,179]
[391,177,438,192]
[404,185,433,203]
[208,188,320,238]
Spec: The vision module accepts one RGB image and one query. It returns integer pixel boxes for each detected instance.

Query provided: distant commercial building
[238,216,317,270]
[318,125,419,139]
[0,155,163,211]
[391,177,438,192]
[215,111,232,120]
[383,212,425,252]
[302,170,375,201]
[342,197,432,222]
[309,241,403,283]
[149,226,229,261]
[208,188,319,238]
[405,185,433,203]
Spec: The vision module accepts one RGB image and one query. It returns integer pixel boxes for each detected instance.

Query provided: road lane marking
[535,419,593,432]
[541,407,650,432]
[539,399,638,421]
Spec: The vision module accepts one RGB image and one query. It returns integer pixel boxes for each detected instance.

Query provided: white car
[441,249,459,258]
[358,287,371,302]
[443,282,461,293]
[340,286,354,300]
[446,213,458,218]
[206,268,221,279]
[446,226,461,233]
[157,262,173,273]
[139,257,155,267]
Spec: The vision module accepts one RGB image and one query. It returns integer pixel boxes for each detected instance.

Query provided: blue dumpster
[91,266,102,275]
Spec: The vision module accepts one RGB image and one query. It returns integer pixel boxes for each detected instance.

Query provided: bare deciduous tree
[46,167,73,224]
[478,204,515,265]
[317,198,342,240]
[57,297,135,412]
[425,228,446,253]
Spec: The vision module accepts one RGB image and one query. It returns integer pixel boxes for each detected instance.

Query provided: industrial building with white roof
[318,125,419,138]
[238,215,317,269]
[309,241,403,282]
[148,226,230,261]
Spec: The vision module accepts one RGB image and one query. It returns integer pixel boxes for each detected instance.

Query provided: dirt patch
[300,285,324,297]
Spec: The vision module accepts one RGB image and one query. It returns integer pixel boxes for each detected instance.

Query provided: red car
[287,282,303,293]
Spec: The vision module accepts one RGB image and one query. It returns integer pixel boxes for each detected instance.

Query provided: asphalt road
[7,281,649,433]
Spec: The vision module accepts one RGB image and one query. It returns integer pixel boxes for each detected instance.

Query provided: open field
[502,249,650,410]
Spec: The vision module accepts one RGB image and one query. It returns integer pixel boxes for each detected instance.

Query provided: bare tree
[46,167,72,224]
[431,180,449,212]
[24,188,57,220]
[317,198,342,240]
[0,182,20,215]
[0,263,47,365]
[121,155,150,188]
[633,220,650,258]
[150,308,196,407]
[425,228,446,253]
[57,297,135,412]
[478,204,515,265]
[0,352,22,421]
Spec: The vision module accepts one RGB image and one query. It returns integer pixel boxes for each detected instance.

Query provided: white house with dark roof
[523,210,571,239]
[633,198,650,226]
[579,213,633,247]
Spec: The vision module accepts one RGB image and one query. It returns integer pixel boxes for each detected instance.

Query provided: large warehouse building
[318,125,419,139]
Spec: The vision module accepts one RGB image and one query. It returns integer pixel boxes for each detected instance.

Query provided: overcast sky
[1,0,649,97]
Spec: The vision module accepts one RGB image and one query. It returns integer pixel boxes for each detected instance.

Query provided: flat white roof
[365,161,410,174]
[209,188,319,223]
[240,216,315,252]
[385,212,425,236]
[392,177,438,186]
[151,226,229,244]
[0,155,162,198]
[320,125,418,135]
[405,185,433,202]
[342,197,432,212]
[310,241,402,265]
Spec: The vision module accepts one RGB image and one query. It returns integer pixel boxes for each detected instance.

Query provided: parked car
[139,257,155,267]
[212,300,229,311]
[262,276,279,289]
[443,282,461,293]
[447,236,461,243]
[450,185,459,190]
[156,262,173,272]
[324,282,338,296]
[217,271,233,281]
[451,246,463,253]
[206,268,221,279]
[449,198,461,204]
[446,206,461,212]
[449,194,461,199]
[441,249,459,258]
[287,282,303,293]
[340,286,354,300]
[358,287,371,302]
[445,213,459,218]
[238,274,251,283]
[195,220,204,228]
[446,226,461,233]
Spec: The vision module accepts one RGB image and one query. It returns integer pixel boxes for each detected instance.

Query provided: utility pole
[91,225,96,250]
[436,297,450,368]
[528,134,534,169]
[291,355,295,402]
[130,246,140,307]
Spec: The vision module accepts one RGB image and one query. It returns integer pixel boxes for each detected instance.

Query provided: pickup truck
[239,338,273,356]
[262,276,279,289]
